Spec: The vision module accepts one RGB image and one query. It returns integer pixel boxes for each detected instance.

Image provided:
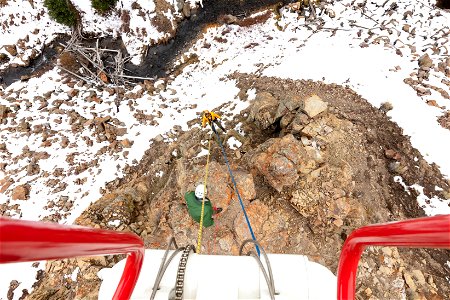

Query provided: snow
[64,266,80,281]
[411,184,450,216]
[394,176,411,195]
[246,89,257,101]
[71,267,80,281]
[195,148,209,158]
[227,136,242,150]
[108,219,122,227]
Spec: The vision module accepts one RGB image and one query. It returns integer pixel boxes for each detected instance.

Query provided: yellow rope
[196,135,212,254]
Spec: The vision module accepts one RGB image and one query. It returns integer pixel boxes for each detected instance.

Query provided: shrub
[44,0,77,27]
[91,0,118,13]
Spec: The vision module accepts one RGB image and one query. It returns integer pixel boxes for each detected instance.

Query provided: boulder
[252,134,317,192]
[217,14,239,24]
[418,53,433,68]
[279,94,304,112]
[182,2,191,17]
[290,112,309,133]
[68,89,79,98]
[120,139,132,148]
[301,94,328,118]
[11,184,30,200]
[248,92,279,129]
[4,45,17,56]
[26,160,40,176]
[0,105,9,122]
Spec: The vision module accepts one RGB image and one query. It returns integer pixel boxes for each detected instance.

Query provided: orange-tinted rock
[252,134,316,192]
[234,200,289,253]
[232,170,256,202]
[11,184,30,200]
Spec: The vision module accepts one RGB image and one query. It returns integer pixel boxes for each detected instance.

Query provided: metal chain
[174,245,195,300]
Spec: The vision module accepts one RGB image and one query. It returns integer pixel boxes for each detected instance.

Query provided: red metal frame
[337,214,450,300]
[0,217,144,300]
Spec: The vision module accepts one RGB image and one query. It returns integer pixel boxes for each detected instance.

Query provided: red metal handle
[337,214,450,300]
[0,217,145,300]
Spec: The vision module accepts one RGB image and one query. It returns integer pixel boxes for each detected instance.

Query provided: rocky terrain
[2,0,450,299]
[18,75,449,299]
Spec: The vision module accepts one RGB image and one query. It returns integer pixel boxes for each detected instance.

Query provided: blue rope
[211,124,260,256]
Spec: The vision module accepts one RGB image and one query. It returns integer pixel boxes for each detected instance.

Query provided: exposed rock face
[183,161,256,211]
[357,246,443,300]
[234,200,290,253]
[251,134,318,192]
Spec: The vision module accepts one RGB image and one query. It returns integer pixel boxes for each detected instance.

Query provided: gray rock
[249,92,279,129]
[182,3,191,17]
[291,112,309,133]
[379,102,393,113]
[280,112,295,129]
[280,95,304,112]
[218,14,239,24]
